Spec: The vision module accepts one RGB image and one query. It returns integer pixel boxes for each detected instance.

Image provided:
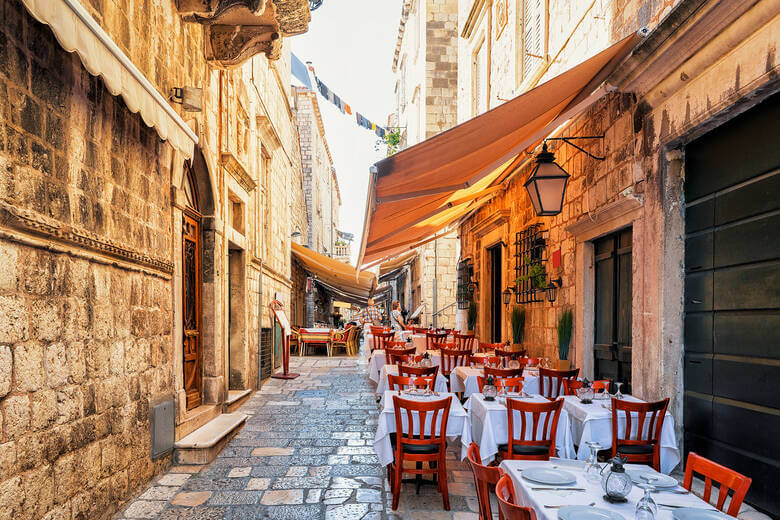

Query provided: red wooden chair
[499,398,563,460]
[495,348,521,363]
[412,327,428,334]
[426,331,448,350]
[484,356,502,367]
[538,367,579,398]
[389,353,414,366]
[390,395,452,510]
[387,374,435,392]
[496,474,538,520]
[563,379,584,395]
[371,331,396,352]
[683,452,752,517]
[454,333,475,351]
[385,345,417,365]
[439,347,470,379]
[611,397,670,471]
[399,364,439,379]
[466,443,504,520]
[477,376,524,393]
[592,379,611,393]
[477,342,502,353]
[467,355,483,367]
[370,325,391,334]
[484,367,524,380]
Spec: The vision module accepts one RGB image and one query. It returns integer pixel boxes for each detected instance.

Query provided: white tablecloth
[450,366,540,398]
[375,363,449,395]
[411,333,456,353]
[365,330,414,350]
[374,391,467,466]
[461,394,575,464]
[500,459,711,520]
[561,395,680,474]
[367,350,443,383]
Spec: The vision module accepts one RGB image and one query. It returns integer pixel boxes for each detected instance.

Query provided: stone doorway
[228,248,247,390]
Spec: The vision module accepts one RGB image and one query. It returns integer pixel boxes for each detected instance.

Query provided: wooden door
[594,228,632,393]
[683,93,780,516]
[182,211,202,409]
[488,245,502,342]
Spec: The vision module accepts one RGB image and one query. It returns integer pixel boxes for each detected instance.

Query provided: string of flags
[292,53,387,139]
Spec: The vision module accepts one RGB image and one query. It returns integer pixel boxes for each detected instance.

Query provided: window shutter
[522,0,544,81]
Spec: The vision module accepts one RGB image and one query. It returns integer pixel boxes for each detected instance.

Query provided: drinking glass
[614,382,624,399]
[584,441,602,483]
[635,485,658,520]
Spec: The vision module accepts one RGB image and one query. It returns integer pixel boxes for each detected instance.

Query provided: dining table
[499,458,720,520]
[374,390,467,467]
[450,365,540,398]
[374,363,449,395]
[460,393,575,464]
[561,395,680,474]
[369,350,492,383]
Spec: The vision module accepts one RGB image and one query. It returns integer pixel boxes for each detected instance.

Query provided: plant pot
[557,359,571,370]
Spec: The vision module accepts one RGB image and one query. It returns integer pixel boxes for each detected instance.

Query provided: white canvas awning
[21,0,198,158]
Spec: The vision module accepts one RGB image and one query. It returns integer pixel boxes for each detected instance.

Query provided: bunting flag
[296,53,389,139]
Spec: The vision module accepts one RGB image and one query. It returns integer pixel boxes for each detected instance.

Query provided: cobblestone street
[114,356,480,520]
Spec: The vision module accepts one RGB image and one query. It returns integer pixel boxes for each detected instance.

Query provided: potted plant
[467,300,477,335]
[557,308,573,369]
[510,306,525,352]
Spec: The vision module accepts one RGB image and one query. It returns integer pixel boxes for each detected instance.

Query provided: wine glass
[584,441,602,483]
[614,381,624,399]
[636,485,658,519]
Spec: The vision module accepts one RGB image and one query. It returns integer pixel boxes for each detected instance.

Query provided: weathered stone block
[45,342,68,389]
[21,463,54,518]
[85,339,109,379]
[3,394,31,439]
[31,389,58,431]
[56,385,84,424]
[53,450,79,504]
[66,341,86,384]
[0,295,28,343]
[13,342,44,392]
[0,240,19,292]
[0,475,23,518]
[0,345,11,398]
[29,298,63,342]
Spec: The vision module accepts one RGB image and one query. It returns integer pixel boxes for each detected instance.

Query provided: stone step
[174,412,247,465]
[224,389,252,413]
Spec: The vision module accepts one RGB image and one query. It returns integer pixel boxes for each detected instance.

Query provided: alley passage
[114,357,480,520]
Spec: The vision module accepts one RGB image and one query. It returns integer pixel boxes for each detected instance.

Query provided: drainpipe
[257,263,263,389]
[433,239,438,328]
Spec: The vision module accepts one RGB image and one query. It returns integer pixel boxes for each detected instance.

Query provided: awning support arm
[544,135,606,161]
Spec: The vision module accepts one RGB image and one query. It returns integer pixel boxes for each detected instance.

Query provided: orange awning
[291,242,377,301]
[358,33,642,267]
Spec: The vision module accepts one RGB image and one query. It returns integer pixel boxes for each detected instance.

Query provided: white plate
[559,506,625,520]
[522,468,577,485]
[626,469,678,488]
[672,508,729,520]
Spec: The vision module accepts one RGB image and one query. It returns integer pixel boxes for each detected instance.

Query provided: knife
[658,504,718,511]
[532,487,586,491]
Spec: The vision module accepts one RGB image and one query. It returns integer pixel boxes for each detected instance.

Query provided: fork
[545,502,596,509]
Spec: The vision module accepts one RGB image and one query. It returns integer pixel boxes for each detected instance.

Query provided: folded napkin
[550,458,587,470]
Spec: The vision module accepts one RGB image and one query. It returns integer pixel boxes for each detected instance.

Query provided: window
[472,36,487,116]
[400,56,407,111]
[261,148,272,257]
[518,0,545,86]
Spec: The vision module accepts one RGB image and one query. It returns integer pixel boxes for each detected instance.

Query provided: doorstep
[173,412,248,465]
[224,389,252,413]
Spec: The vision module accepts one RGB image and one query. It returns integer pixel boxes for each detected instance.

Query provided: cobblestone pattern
[114,355,481,519]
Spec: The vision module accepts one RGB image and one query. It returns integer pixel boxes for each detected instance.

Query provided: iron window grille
[456,259,475,309]
[514,224,547,303]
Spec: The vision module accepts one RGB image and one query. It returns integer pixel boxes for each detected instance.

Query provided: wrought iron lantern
[309,0,324,10]
[546,277,562,302]
[502,287,513,305]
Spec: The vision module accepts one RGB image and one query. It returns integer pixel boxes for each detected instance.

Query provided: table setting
[460,393,575,464]
[500,457,728,520]
[450,364,540,397]
[374,362,449,395]
[374,390,467,467]
[561,394,680,474]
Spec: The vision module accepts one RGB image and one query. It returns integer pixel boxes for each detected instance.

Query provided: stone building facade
[390,0,460,328]
[456,0,778,512]
[0,0,311,518]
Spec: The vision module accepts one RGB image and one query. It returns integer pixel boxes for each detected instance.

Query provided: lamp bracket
[544,135,605,161]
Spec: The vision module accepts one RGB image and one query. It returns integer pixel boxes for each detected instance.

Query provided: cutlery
[545,502,595,509]
[651,489,690,495]
[532,487,586,491]
[658,504,717,511]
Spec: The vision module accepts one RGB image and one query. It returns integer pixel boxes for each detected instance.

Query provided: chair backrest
[439,347,470,376]
[467,355,483,367]
[484,367,524,380]
[506,398,563,460]
[387,374,435,392]
[477,342,502,353]
[683,452,752,517]
[425,331,448,350]
[370,325,390,334]
[384,345,416,364]
[496,474,538,520]
[495,348,520,360]
[538,367,580,398]
[371,331,396,352]
[477,376,524,393]
[611,397,669,448]
[592,379,610,393]
[389,353,414,366]
[412,327,428,334]
[392,395,452,451]
[454,333,475,351]
[466,443,502,520]
[563,379,583,396]
[399,364,439,378]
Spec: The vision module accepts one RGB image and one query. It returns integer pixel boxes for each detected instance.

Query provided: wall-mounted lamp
[525,136,605,217]
[546,277,563,302]
[170,87,203,112]
[290,230,302,238]
[502,287,513,305]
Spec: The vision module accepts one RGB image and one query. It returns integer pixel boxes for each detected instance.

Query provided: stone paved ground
[114,353,482,520]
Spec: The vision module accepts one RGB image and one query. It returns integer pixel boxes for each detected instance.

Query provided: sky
[292,0,403,265]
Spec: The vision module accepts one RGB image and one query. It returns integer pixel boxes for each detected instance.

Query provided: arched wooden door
[182,164,202,410]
